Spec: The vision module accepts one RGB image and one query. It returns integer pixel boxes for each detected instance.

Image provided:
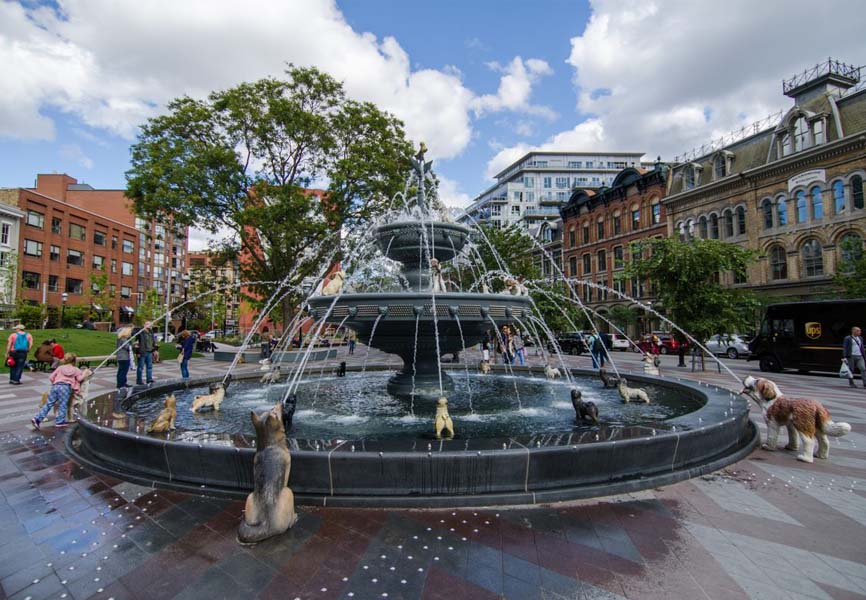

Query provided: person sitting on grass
[34,340,54,367]
[31,353,91,430]
[50,338,65,369]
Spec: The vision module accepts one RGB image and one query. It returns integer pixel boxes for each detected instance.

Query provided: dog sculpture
[545,364,561,380]
[191,383,226,413]
[741,376,851,462]
[321,270,346,296]
[617,377,650,403]
[147,395,177,433]
[479,360,491,375]
[642,353,660,376]
[430,258,447,292]
[598,368,620,388]
[336,361,346,377]
[434,397,454,439]
[237,405,297,544]
[40,371,91,423]
[281,393,297,433]
[570,388,598,424]
[261,367,281,384]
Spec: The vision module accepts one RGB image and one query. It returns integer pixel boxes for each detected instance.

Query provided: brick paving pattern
[0,346,864,599]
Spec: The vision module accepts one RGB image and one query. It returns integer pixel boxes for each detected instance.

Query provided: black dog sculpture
[336,361,347,377]
[281,393,297,433]
[571,388,599,424]
[598,368,619,389]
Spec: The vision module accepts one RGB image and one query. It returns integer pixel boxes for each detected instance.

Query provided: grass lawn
[1,328,184,373]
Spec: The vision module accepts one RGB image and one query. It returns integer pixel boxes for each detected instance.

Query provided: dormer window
[685,166,696,189]
[712,151,733,180]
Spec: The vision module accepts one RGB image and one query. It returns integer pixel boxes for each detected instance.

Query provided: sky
[1,0,865,250]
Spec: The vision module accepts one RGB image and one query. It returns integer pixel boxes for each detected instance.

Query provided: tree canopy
[126,66,414,324]
[833,234,866,298]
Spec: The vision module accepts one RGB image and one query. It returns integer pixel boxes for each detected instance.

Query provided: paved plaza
[0,346,864,599]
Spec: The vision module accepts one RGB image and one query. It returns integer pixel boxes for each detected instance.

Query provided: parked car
[608,333,630,352]
[705,334,751,359]
[634,333,686,355]
[154,332,175,343]
[547,332,587,355]
[203,330,220,340]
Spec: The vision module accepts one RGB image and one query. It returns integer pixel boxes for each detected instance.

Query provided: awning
[121,306,135,315]
[91,304,104,312]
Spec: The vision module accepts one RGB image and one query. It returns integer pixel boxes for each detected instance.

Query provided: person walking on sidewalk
[842,326,866,388]
[177,330,196,380]
[31,353,91,430]
[7,324,33,385]
[135,321,156,385]
[115,326,134,389]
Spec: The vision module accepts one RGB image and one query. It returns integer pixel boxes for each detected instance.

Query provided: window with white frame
[0,222,9,245]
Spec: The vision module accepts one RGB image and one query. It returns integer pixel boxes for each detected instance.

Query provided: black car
[547,332,587,355]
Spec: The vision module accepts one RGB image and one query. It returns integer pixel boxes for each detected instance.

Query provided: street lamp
[181,274,190,331]
[60,292,69,329]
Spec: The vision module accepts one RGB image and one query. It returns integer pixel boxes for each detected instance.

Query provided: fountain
[66,148,758,507]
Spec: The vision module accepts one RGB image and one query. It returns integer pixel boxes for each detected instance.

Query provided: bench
[77,355,117,369]
[31,360,52,372]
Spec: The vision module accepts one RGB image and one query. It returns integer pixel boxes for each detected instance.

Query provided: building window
[813,120,824,145]
[543,177,551,189]
[713,155,727,179]
[26,210,44,229]
[737,206,746,235]
[796,190,808,223]
[597,249,607,272]
[839,232,864,272]
[833,180,846,214]
[699,216,708,239]
[724,210,734,238]
[0,223,9,245]
[51,218,62,234]
[22,271,40,289]
[582,223,589,244]
[122,239,134,253]
[511,205,520,215]
[94,231,107,246]
[596,219,604,240]
[612,213,621,235]
[568,230,575,247]
[762,199,773,230]
[121,286,132,298]
[582,254,591,275]
[793,117,809,152]
[811,186,823,220]
[568,161,582,168]
[769,245,787,280]
[23,239,42,257]
[67,249,83,266]
[853,176,864,210]
[111,236,118,249]
[569,256,577,277]
[48,275,59,292]
[526,192,534,202]
[512,191,522,202]
[49,245,59,261]
[524,177,534,188]
[555,177,570,189]
[613,246,624,269]
[801,239,823,277]
[65,278,83,295]
[776,197,788,226]
[710,214,719,239]
[684,166,696,189]
[111,259,118,273]
[583,283,592,303]
[69,223,86,241]
[631,208,640,230]
[92,255,105,270]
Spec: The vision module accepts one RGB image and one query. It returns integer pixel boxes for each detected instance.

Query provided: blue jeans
[180,358,190,379]
[35,383,72,425]
[9,350,27,383]
[591,351,605,369]
[136,352,153,384]
[515,348,525,366]
[116,360,130,388]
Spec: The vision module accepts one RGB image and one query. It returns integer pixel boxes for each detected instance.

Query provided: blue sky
[1,0,864,247]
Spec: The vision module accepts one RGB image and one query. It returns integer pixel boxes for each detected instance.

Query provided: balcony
[538,196,566,206]
[522,206,562,218]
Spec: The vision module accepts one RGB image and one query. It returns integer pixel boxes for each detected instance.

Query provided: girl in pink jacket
[31,353,91,430]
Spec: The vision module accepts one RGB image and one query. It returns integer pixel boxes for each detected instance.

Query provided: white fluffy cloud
[436,175,472,209]
[487,0,866,177]
[471,57,556,120]
[0,0,550,163]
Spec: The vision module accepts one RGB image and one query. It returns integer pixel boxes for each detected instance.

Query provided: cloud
[471,57,557,120]
[187,226,235,252]
[59,144,94,169]
[436,175,471,209]
[487,0,866,175]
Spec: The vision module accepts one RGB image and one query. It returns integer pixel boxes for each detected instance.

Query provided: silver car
[705,334,750,359]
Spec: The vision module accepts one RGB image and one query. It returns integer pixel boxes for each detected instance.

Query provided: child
[31,353,91,430]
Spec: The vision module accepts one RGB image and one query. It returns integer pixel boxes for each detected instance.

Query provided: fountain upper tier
[374,220,471,291]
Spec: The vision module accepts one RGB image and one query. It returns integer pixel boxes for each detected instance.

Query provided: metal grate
[458,305,481,318]
[423,305,450,317]
[488,306,507,319]
[356,305,380,317]
[388,305,414,317]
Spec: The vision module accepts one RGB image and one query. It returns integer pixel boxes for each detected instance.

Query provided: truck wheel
[569,347,580,356]
[759,354,781,372]
[660,347,668,355]
[726,348,739,360]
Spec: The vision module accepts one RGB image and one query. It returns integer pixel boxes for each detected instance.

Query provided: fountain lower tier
[307,292,533,397]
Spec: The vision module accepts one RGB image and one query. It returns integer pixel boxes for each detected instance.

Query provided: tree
[126,66,413,326]
[608,304,638,333]
[135,289,164,325]
[833,235,866,297]
[623,238,758,349]
[88,267,116,321]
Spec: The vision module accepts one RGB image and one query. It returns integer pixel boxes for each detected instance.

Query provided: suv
[548,332,587,355]
[608,333,630,351]
[635,333,686,355]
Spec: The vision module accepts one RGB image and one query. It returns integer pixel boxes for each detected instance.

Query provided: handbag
[177,353,184,364]
[839,361,852,379]
[5,356,15,367]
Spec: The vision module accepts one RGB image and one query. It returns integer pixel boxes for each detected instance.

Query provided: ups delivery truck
[748,299,866,373]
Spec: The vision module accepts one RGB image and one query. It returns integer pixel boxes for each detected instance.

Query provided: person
[7,324,33,385]
[34,340,55,366]
[588,332,606,369]
[260,327,272,360]
[82,317,95,330]
[500,325,515,364]
[651,333,661,356]
[842,326,866,388]
[347,329,357,355]
[135,321,156,385]
[115,326,133,389]
[513,331,526,366]
[50,338,65,369]
[178,330,196,380]
[31,353,91,430]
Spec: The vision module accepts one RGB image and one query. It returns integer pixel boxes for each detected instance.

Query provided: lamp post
[60,292,68,329]
[181,274,190,331]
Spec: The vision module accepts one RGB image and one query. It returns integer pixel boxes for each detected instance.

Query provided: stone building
[560,164,670,336]
[664,59,866,300]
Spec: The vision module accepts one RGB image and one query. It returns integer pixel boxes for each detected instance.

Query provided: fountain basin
[67,366,757,507]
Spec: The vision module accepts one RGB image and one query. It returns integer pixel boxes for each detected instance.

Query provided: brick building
[560,164,670,336]
[188,251,241,333]
[664,59,866,300]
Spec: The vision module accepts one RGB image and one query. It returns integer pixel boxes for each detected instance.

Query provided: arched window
[796,190,808,223]
[676,221,685,241]
[699,216,708,239]
[762,199,773,230]
[776,196,788,226]
[833,180,846,214]
[811,186,823,220]
[801,239,823,277]
[736,206,746,235]
[651,199,661,224]
[769,245,787,280]
[723,210,734,238]
[714,155,727,179]
[839,232,863,272]
[686,219,695,241]
[853,176,864,210]
[710,214,719,239]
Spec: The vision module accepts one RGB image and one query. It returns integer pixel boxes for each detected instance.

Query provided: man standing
[7,324,33,385]
[843,326,866,388]
[135,321,156,385]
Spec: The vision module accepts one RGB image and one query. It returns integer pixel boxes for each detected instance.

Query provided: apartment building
[188,251,242,332]
[0,192,25,310]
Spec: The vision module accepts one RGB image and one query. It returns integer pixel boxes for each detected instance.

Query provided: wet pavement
[1,347,864,599]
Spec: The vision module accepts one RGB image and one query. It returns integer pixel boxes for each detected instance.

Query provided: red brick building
[560,165,670,336]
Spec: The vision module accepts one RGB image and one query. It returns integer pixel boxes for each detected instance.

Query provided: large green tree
[623,238,758,347]
[833,234,866,297]
[126,66,413,324]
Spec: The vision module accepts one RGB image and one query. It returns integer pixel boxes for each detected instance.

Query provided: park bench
[31,360,52,372]
[76,355,117,369]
